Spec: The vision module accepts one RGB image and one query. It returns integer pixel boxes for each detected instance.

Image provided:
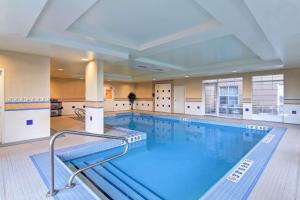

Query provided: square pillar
[85,60,104,134]
[243,75,252,120]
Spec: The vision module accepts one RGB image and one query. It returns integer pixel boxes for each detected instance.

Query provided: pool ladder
[46,130,129,197]
[74,108,85,120]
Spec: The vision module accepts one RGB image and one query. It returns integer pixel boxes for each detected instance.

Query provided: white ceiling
[0,0,299,81]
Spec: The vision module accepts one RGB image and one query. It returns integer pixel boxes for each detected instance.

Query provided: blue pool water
[67,113,269,200]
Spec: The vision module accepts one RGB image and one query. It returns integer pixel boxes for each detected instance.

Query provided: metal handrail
[74,108,85,119]
[46,130,129,197]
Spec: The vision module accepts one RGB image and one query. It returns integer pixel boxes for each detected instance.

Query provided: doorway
[203,82,217,115]
[0,68,4,143]
[174,86,185,114]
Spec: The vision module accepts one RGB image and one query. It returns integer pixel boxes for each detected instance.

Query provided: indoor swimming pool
[64,113,270,200]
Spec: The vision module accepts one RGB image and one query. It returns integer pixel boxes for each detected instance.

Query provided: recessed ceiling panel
[68,0,213,48]
[145,35,259,68]
[0,0,47,36]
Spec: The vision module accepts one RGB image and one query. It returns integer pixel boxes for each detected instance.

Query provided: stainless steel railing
[74,108,85,120]
[46,130,129,197]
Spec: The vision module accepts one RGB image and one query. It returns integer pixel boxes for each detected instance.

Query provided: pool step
[72,161,163,200]
[74,162,133,200]
[103,162,162,200]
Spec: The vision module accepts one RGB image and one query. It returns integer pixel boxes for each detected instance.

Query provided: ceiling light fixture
[152,78,156,80]
[81,58,89,61]
[232,70,237,73]
[185,75,190,78]
[107,80,111,82]
[57,68,64,71]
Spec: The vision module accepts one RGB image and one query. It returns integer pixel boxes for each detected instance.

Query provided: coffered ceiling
[0,0,299,81]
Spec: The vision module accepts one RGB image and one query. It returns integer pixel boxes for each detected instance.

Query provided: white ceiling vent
[135,65,166,72]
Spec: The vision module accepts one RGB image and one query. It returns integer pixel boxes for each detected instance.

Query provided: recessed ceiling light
[79,78,84,80]
[185,75,190,78]
[81,58,89,61]
[152,78,156,80]
[232,70,237,73]
[57,68,64,71]
[107,80,111,82]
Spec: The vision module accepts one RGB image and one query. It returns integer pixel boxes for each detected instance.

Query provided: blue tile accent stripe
[85,100,105,102]
[85,106,104,109]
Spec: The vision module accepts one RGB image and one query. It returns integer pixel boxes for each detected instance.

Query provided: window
[252,74,284,115]
[203,80,217,115]
[219,86,239,106]
[218,78,243,118]
[203,77,243,118]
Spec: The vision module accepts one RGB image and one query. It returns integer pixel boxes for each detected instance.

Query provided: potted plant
[128,92,136,110]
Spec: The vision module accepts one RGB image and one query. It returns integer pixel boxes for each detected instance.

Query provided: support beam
[85,59,104,134]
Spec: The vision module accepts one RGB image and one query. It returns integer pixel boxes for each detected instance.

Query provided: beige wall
[0,50,51,143]
[104,81,135,99]
[174,78,203,99]
[173,69,297,100]
[50,78,136,100]
[50,78,85,100]
[50,68,300,102]
[0,51,50,100]
[135,82,153,99]
[284,68,300,99]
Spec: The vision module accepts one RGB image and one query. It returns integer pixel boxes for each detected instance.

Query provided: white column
[85,60,104,134]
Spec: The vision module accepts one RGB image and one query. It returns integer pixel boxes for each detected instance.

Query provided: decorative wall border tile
[5,102,50,111]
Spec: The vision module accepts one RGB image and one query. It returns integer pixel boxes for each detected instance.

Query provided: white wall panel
[252,113,283,123]
[104,99,114,112]
[61,102,85,115]
[243,103,252,120]
[284,104,300,124]
[113,101,131,111]
[185,102,203,115]
[3,109,50,143]
[135,101,153,111]
[85,107,104,134]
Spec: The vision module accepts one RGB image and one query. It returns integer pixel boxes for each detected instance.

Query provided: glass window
[252,74,284,115]
[220,96,228,105]
[229,86,238,95]
[203,78,242,118]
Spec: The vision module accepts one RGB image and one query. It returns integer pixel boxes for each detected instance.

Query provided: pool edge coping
[199,127,286,200]
[105,112,286,200]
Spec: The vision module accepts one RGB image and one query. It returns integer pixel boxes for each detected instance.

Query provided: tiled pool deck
[0,111,299,200]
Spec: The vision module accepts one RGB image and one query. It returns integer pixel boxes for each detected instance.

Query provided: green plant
[128,92,136,110]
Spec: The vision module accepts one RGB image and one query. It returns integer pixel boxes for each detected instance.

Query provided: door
[0,69,4,143]
[204,83,217,115]
[174,86,185,113]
